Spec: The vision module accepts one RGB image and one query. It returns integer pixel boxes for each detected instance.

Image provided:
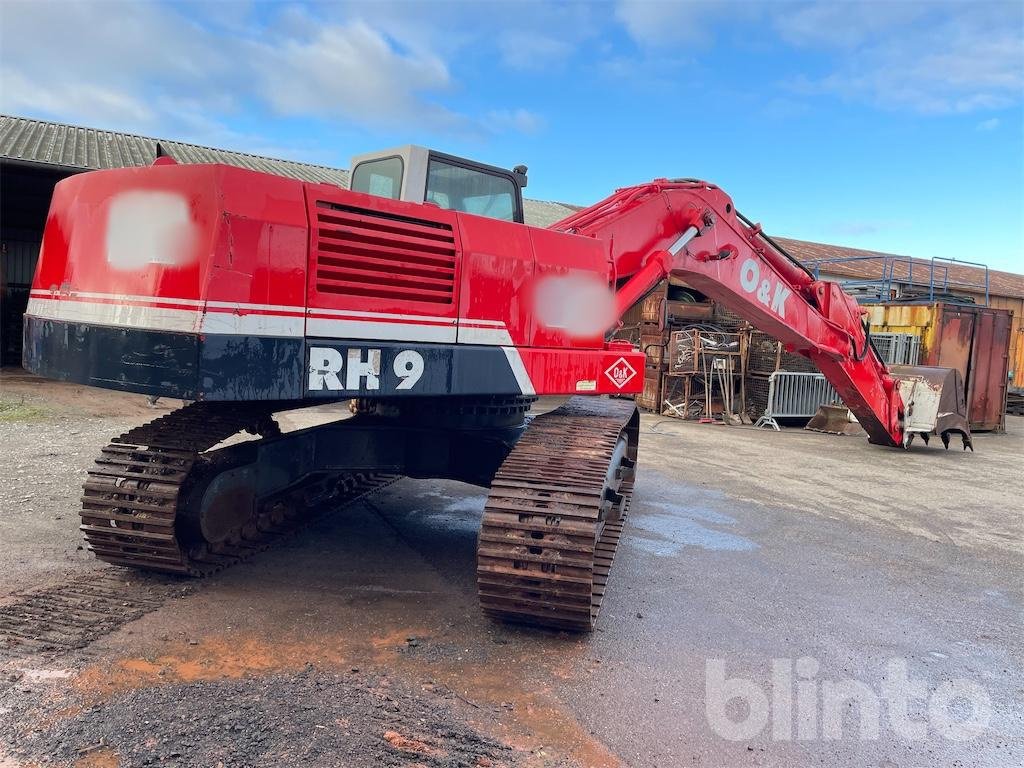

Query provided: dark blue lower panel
[22,316,524,401]
[22,315,202,398]
[200,334,304,400]
[304,339,523,398]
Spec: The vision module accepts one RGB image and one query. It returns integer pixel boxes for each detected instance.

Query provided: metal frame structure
[807,255,990,306]
[869,333,921,366]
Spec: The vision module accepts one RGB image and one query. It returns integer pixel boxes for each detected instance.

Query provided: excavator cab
[349,145,528,223]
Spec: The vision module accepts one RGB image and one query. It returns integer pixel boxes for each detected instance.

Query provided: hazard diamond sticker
[604,357,637,389]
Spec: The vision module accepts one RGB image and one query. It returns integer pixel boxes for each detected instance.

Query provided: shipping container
[864,302,1012,432]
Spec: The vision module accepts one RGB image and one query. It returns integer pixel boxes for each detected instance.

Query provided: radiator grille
[313,202,457,305]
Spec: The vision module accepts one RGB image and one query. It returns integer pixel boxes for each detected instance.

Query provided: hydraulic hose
[735,210,816,282]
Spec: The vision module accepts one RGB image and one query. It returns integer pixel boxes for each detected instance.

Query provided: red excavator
[23,145,971,631]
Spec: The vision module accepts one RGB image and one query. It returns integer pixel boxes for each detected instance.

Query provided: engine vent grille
[313,202,457,305]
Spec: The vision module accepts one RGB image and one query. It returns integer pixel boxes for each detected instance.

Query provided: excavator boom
[555,179,972,449]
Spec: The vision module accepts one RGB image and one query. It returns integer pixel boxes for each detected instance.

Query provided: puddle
[407,495,487,533]
[420,488,452,500]
[443,496,486,514]
[629,499,758,555]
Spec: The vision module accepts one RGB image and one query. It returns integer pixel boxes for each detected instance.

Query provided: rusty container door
[964,307,1011,431]
[927,305,975,372]
[923,303,1012,432]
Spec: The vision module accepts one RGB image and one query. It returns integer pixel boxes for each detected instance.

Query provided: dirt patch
[0,398,46,423]
[8,667,532,768]
[73,745,119,768]
[0,369,174,420]
[69,625,437,697]
[396,654,622,768]
[383,729,445,758]
[61,630,619,768]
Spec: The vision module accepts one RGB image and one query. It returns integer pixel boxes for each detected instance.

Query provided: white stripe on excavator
[305,317,456,344]
[26,298,304,337]
[201,312,305,337]
[27,298,200,333]
[26,297,516,345]
[29,290,506,328]
[501,347,536,396]
[457,326,514,345]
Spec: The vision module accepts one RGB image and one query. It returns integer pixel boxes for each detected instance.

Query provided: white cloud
[0,0,234,136]
[0,1,546,144]
[614,0,754,47]
[0,68,155,126]
[612,0,1023,117]
[253,20,456,128]
[499,33,573,71]
[773,1,927,49]
[779,1,1024,115]
[483,109,545,134]
[976,117,1001,131]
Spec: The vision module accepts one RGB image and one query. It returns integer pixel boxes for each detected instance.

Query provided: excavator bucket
[806,404,865,436]
[889,366,973,450]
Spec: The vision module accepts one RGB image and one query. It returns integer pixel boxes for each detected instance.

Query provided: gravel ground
[0,374,146,594]
[5,667,525,768]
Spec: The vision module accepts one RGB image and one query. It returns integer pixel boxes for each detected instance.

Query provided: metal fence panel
[754,372,841,429]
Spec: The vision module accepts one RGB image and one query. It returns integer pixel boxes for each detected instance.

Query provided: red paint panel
[33,164,309,311]
[304,185,462,321]
[217,166,309,310]
[454,212,535,345]
[34,164,221,301]
[517,347,646,395]
[527,227,611,349]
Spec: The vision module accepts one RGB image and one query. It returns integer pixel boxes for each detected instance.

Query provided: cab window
[426,158,518,222]
[351,156,403,199]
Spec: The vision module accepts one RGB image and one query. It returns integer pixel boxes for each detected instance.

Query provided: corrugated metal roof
[522,199,579,227]
[0,114,347,185]
[775,237,1024,300]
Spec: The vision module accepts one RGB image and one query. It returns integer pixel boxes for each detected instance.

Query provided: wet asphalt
[371,458,1022,767]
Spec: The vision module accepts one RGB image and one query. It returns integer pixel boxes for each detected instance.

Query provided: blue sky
[2,0,1022,272]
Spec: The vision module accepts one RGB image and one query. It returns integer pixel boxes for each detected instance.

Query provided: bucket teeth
[941,430,974,452]
[890,365,973,451]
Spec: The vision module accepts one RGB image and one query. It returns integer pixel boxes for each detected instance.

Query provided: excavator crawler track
[81,403,398,576]
[477,397,639,631]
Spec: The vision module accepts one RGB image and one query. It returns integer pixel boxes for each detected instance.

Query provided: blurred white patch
[534,272,615,338]
[106,191,196,270]
[19,668,74,680]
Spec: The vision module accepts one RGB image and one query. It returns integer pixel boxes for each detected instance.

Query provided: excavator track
[80,403,397,576]
[477,397,639,631]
